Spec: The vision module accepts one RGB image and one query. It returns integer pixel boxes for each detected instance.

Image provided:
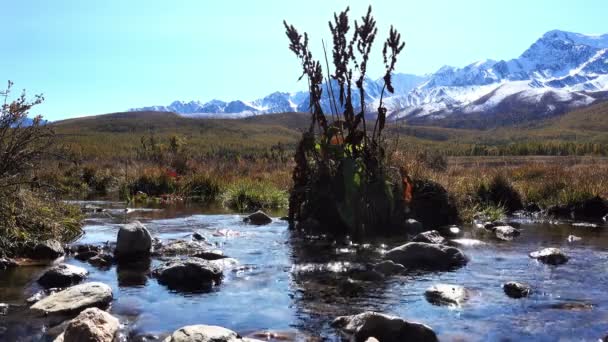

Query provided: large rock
[503,281,531,298]
[385,242,468,271]
[54,307,119,342]
[425,284,469,306]
[494,225,521,241]
[163,324,242,342]
[243,211,272,225]
[529,248,569,265]
[31,240,64,260]
[30,282,113,315]
[153,258,223,291]
[411,230,446,245]
[331,311,438,342]
[38,264,88,288]
[115,221,152,260]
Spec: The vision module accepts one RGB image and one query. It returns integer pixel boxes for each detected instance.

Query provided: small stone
[88,254,114,268]
[411,231,446,245]
[425,284,469,306]
[74,250,98,261]
[494,225,521,241]
[567,235,582,243]
[38,264,88,288]
[244,211,272,225]
[503,281,531,298]
[163,324,240,342]
[529,248,569,265]
[192,232,206,241]
[373,260,406,276]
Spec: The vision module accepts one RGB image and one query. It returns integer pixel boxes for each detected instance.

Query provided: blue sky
[1,0,607,120]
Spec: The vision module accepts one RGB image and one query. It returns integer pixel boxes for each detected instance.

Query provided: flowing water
[1,201,608,341]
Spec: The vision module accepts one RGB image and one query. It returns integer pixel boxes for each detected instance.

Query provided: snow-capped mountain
[390,30,608,122]
[131,30,608,124]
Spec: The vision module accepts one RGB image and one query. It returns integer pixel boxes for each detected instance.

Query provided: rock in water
[55,307,119,342]
[31,240,64,260]
[425,284,469,306]
[244,211,272,225]
[385,242,468,271]
[411,230,446,244]
[0,257,18,270]
[331,311,438,342]
[88,254,114,268]
[38,264,88,288]
[153,258,223,291]
[31,282,113,315]
[503,282,531,298]
[529,248,569,265]
[567,235,582,243]
[115,221,152,260]
[163,324,241,342]
[494,225,521,241]
[373,260,406,276]
[404,219,424,235]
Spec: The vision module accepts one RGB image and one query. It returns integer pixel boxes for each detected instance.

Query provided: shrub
[477,174,523,213]
[180,173,222,202]
[128,168,177,196]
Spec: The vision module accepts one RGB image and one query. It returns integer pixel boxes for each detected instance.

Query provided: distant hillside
[52,104,608,160]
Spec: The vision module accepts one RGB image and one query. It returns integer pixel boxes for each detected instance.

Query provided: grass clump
[222,179,287,212]
[179,173,222,202]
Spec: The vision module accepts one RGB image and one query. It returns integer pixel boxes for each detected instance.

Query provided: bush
[128,168,177,196]
[477,174,523,213]
[222,179,287,212]
[180,173,222,202]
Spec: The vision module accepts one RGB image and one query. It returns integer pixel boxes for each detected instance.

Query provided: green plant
[222,179,287,212]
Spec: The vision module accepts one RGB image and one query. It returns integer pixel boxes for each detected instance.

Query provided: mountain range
[130,30,608,126]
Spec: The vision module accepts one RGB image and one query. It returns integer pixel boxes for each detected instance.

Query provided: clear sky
[1,0,607,120]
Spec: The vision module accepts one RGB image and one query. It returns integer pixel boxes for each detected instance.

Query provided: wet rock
[603,214,608,222]
[30,282,113,315]
[449,239,486,248]
[88,254,114,268]
[385,242,468,271]
[411,230,446,245]
[0,303,8,315]
[484,221,507,231]
[437,225,463,239]
[246,330,311,341]
[404,219,424,234]
[153,240,211,257]
[373,260,406,276]
[115,221,152,261]
[0,257,17,270]
[193,250,226,260]
[38,264,88,288]
[244,210,272,225]
[55,307,119,342]
[425,284,469,306]
[74,250,98,261]
[192,232,206,241]
[524,203,541,213]
[31,240,64,260]
[163,324,244,342]
[338,278,366,297]
[494,225,521,241]
[567,235,582,243]
[503,281,531,298]
[153,258,222,291]
[549,301,594,311]
[529,248,569,265]
[208,258,239,272]
[332,311,438,342]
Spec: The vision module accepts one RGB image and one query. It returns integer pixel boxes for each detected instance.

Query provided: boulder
[243,211,272,225]
[38,264,88,288]
[529,248,569,265]
[163,324,242,342]
[55,307,119,342]
[331,311,438,342]
[153,258,223,291]
[88,254,114,268]
[494,225,521,241]
[115,221,152,260]
[503,281,531,298]
[373,260,406,276]
[404,219,424,235]
[425,284,469,306]
[31,240,64,260]
[30,282,113,315]
[411,230,446,245]
[385,242,468,271]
